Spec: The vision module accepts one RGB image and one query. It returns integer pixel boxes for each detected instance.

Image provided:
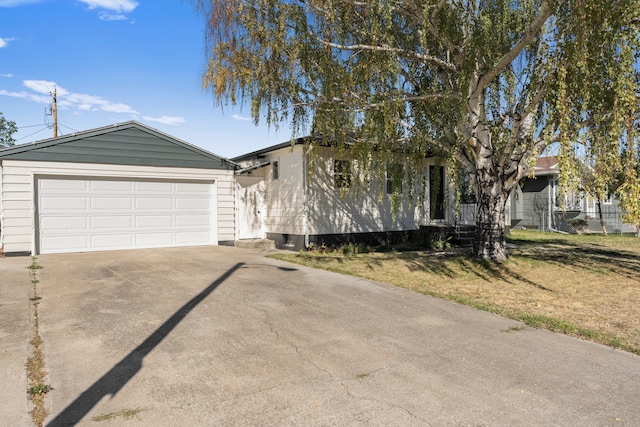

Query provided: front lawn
[270,230,640,355]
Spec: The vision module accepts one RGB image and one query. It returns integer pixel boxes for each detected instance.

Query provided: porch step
[420,224,477,247]
[234,238,276,250]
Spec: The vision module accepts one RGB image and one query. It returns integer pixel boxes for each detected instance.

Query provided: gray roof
[231,137,306,162]
[0,121,237,170]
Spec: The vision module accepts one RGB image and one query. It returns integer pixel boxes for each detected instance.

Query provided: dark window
[460,169,476,204]
[272,161,279,180]
[429,165,445,220]
[334,160,352,188]
[386,163,404,194]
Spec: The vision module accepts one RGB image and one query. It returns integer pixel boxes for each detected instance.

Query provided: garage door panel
[136,197,173,209]
[135,215,173,227]
[41,179,87,191]
[41,235,89,252]
[136,181,173,192]
[41,196,88,211]
[176,182,210,193]
[176,231,211,244]
[91,180,132,191]
[135,232,173,245]
[176,214,209,227]
[176,197,209,210]
[92,197,133,210]
[37,177,215,254]
[41,216,88,231]
[92,234,133,248]
[91,216,133,229]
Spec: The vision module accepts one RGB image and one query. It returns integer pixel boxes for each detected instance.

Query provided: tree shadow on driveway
[46,263,249,426]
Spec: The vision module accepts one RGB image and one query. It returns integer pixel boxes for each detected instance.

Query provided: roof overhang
[234,160,272,175]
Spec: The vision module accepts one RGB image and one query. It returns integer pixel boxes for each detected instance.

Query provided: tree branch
[316,38,457,71]
[475,0,553,95]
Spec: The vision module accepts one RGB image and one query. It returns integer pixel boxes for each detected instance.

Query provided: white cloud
[232,114,252,121]
[142,115,186,126]
[0,0,43,6]
[0,73,14,78]
[99,12,127,21]
[23,79,67,95]
[78,0,138,13]
[0,37,15,48]
[0,89,50,104]
[2,80,139,115]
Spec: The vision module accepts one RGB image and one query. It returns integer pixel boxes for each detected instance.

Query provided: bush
[566,218,589,234]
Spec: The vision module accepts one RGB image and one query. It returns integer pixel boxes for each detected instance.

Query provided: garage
[37,177,215,254]
[0,121,237,255]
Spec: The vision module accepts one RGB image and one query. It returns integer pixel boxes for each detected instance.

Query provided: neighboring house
[511,156,631,233]
[231,138,461,250]
[0,121,236,255]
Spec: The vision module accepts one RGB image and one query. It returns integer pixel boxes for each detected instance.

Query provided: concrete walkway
[0,255,33,426]
[2,246,639,426]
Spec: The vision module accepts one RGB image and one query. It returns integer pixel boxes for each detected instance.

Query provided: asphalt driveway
[2,246,640,426]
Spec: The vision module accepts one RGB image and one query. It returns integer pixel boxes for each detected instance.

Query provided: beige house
[232,139,457,250]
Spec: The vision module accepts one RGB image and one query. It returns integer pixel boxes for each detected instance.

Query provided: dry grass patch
[271,230,640,354]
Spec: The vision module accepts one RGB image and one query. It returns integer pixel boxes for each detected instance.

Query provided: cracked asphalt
[2,245,640,426]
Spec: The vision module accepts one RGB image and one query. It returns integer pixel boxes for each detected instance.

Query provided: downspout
[303,145,309,249]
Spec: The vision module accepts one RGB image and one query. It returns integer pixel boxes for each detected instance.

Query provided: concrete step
[234,239,276,250]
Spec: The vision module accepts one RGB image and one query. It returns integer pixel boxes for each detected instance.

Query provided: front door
[237,176,265,239]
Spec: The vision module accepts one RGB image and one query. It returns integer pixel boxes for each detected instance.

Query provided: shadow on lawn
[369,234,639,290]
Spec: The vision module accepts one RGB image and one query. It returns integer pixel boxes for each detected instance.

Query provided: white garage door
[37,176,216,254]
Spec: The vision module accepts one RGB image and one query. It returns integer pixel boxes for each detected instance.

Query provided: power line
[58,122,78,133]
[16,126,49,141]
[18,124,49,129]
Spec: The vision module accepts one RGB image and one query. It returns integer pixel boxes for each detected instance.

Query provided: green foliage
[27,384,51,396]
[340,242,371,255]
[431,236,452,251]
[0,112,17,148]
[618,150,640,236]
[194,0,640,257]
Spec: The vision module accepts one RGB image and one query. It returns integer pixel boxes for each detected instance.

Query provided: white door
[37,176,216,254]
[236,176,265,239]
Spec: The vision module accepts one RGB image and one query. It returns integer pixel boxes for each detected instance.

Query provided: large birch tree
[194,0,640,260]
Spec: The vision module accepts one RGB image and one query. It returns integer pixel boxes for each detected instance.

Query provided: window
[459,169,476,204]
[551,178,583,211]
[334,160,352,188]
[386,163,404,194]
[272,161,279,180]
[429,165,445,220]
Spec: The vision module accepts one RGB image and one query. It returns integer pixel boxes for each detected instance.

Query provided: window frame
[334,159,352,189]
[385,163,404,195]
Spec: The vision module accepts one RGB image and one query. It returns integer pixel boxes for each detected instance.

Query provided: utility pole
[52,86,58,137]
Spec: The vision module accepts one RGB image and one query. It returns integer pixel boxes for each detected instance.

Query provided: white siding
[261,146,306,235]
[307,148,431,235]
[0,160,235,253]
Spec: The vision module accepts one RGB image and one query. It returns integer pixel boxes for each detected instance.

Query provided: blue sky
[0,0,290,158]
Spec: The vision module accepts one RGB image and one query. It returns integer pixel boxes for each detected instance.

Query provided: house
[231,138,460,250]
[510,156,631,233]
[0,121,236,255]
